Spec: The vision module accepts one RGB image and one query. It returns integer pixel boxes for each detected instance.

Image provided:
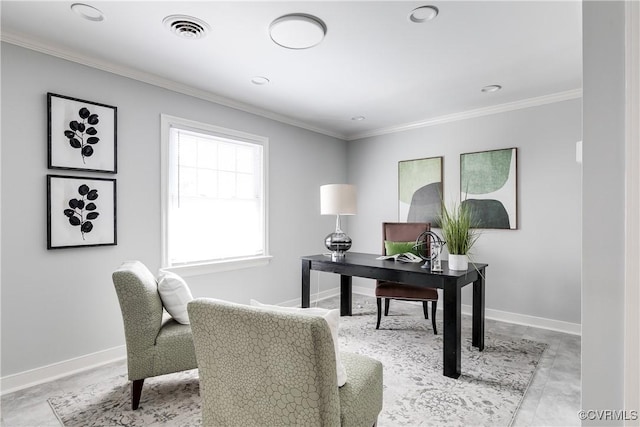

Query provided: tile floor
[1,302,581,426]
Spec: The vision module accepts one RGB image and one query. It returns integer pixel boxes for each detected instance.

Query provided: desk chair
[375,222,438,334]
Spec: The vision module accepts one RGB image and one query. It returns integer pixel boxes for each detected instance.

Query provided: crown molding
[0,31,347,140]
[2,31,581,143]
[345,88,583,141]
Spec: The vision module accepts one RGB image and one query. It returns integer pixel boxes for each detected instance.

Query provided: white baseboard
[2,290,341,396]
[278,287,341,308]
[462,305,581,335]
[1,345,126,396]
[353,286,581,335]
[353,285,376,298]
[1,286,580,396]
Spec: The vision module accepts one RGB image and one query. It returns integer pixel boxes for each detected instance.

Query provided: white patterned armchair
[188,298,384,426]
[112,261,197,409]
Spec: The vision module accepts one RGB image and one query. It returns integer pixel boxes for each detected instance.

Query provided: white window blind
[161,115,268,270]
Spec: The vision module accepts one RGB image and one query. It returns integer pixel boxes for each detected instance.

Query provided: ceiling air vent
[163,15,210,39]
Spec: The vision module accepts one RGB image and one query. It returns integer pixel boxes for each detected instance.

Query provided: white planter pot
[448,254,469,271]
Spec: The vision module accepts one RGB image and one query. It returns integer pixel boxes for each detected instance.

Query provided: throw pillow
[157,271,194,324]
[249,299,347,387]
[384,240,419,256]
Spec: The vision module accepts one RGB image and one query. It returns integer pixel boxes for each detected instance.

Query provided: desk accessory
[320,184,356,261]
[414,230,444,271]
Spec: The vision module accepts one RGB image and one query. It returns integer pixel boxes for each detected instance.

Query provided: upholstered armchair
[188,298,383,426]
[112,261,197,409]
[376,222,439,333]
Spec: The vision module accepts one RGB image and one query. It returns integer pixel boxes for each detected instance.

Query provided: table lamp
[320,184,357,261]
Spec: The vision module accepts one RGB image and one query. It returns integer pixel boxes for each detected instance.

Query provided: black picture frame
[460,147,518,229]
[47,174,117,249]
[48,93,117,173]
[398,156,443,224]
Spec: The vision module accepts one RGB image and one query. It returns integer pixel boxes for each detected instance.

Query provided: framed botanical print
[460,147,517,229]
[398,156,443,225]
[48,93,117,173]
[47,175,117,249]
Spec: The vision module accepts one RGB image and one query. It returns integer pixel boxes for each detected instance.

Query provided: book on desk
[375,252,422,263]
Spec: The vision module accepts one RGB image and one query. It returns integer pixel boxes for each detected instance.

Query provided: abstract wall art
[48,93,117,173]
[398,156,443,224]
[47,175,117,249]
[460,147,517,229]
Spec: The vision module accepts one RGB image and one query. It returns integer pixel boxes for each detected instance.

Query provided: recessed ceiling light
[71,3,105,22]
[481,85,503,93]
[163,15,210,39]
[270,14,326,49]
[251,76,270,85]
[351,116,366,121]
[409,6,439,23]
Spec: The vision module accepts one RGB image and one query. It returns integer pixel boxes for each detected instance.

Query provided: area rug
[48,295,546,426]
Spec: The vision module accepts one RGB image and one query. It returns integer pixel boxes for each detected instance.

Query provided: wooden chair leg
[431,301,438,335]
[384,298,390,316]
[422,301,429,319]
[376,298,382,329]
[132,378,144,410]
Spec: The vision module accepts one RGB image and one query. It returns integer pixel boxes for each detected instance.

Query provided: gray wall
[0,43,344,377]
[582,1,626,419]
[347,99,582,324]
[2,5,633,412]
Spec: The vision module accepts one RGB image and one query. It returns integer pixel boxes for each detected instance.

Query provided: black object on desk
[301,252,487,379]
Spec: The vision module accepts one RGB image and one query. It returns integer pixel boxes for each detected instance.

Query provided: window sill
[161,255,273,277]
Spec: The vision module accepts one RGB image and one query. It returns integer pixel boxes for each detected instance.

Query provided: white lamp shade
[320,184,357,215]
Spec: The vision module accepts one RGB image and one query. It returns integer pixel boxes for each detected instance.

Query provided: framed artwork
[48,92,117,173]
[398,156,443,224]
[460,147,517,229]
[47,175,117,249]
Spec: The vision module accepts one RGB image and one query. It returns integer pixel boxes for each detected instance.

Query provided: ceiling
[0,1,582,140]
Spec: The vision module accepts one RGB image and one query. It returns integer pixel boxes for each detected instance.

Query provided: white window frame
[160,114,271,276]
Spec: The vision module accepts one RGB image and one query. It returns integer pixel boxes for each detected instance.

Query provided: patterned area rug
[48,295,546,426]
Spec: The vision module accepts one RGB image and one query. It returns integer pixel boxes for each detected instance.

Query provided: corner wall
[0,43,345,379]
[582,1,626,420]
[347,99,582,326]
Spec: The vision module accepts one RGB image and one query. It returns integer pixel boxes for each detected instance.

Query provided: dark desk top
[302,252,487,284]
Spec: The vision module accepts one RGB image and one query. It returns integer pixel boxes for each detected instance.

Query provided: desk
[301,252,487,379]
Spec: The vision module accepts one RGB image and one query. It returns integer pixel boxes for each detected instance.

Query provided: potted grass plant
[439,201,480,270]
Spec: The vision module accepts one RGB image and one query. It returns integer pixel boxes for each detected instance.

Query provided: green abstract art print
[398,157,442,224]
[460,148,517,229]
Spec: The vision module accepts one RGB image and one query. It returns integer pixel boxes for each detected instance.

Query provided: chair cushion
[249,299,347,387]
[153,318,198,376]
[338,352,383,427]
[157,271,194,324]
[375,281,438,300]
[384,240,419,256]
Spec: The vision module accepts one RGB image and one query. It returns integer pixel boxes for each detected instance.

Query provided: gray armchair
[112,261,197,409]
[188,298,383,426]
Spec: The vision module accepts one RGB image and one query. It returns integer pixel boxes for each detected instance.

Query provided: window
[161,115,269,274]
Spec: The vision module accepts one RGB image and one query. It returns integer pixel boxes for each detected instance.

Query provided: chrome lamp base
[324,214,352,261]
